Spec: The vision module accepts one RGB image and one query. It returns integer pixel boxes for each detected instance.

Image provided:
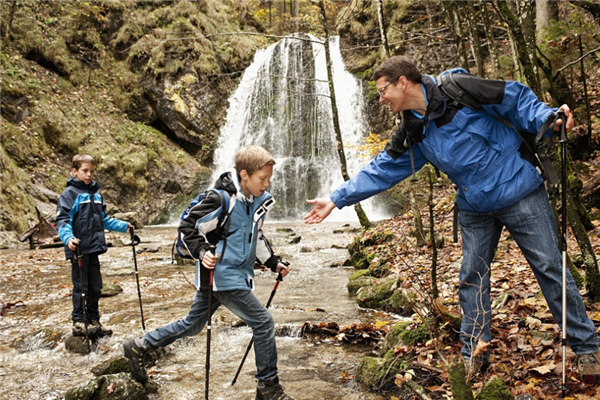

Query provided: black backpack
[436,71,560,185]
[171,188,233,263]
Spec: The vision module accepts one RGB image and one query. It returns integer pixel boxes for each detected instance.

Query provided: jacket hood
[214,171,238,196]
[67,177,101,191]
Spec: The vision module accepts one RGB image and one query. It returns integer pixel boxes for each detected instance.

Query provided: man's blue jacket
[331,69,557,213]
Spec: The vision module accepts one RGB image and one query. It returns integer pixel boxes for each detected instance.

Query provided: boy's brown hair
[235,145,276,176]
[72,154,96,170]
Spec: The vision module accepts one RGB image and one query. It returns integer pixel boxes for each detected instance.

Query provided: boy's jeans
[71,254,102,322]
[458,185,598,360]
[144,287,278,381]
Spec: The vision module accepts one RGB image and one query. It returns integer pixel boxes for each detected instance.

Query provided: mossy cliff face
[0,1,267,233]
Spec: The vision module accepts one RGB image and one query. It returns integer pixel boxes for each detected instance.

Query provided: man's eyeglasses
[377,80,394,97]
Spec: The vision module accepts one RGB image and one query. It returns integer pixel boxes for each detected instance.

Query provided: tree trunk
[495,0,541,95]
[466,1,484,77]
[316,0,371,229]
[480,1,501,78]
[375,0,390,58]
[293,0,299,31]
[444,1,470,71]
[536,0,559,39]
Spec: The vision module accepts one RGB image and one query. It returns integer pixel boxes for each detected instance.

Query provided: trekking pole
[129,228,145,331]
[205,245,217,400]
[558,110,568,398]
[75,242,90,351]
[231,263,287,386]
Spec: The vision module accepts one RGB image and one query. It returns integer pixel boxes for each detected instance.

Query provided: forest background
[1,1,600,399]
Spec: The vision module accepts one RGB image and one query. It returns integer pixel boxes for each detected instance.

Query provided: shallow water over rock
[1,221,398,400]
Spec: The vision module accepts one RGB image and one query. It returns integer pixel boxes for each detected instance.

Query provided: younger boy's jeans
[71,253,102,322]
[144,286,278,381]
[458,184,598,361]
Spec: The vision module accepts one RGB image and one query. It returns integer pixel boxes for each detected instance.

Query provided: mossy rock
[347,275,374,295]
[380,320,432,354]
[349,269,372,280]
[10,328,64,351]
[356,350,407,390]
[479,376,514,400]
[64,372,158,400]
[356,275,400,310]
[384,288,416,316]
[101,282,123,297]
[349,249,369,270]
[91,357,131,376]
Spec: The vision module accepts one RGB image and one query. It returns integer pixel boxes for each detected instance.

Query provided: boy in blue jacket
[123,145,294,400]
[56,154,131,338]
[305,56,600,378]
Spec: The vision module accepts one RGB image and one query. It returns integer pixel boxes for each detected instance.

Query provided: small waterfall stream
[212,34,389,221]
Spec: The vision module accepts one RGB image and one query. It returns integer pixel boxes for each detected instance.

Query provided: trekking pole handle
[277,260,290,282]
[556,110,568,143]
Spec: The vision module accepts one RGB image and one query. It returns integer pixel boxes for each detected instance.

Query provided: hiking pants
[458,184,598,360]
[71,253,102,322]
[143,287,278,381]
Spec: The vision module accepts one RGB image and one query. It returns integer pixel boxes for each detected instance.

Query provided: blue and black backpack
[171,188,232,263]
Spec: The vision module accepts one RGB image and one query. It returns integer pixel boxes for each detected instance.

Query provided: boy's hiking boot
[72,321,100,337]
[256,376,294,400]
[577,349,600,376]
[90,320,113,337]
[123,338,148,384]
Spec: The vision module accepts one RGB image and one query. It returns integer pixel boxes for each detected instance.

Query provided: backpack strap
[436,72,559,185]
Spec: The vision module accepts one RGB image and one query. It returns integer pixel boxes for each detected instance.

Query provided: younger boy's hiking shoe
[123,338,148,384]
[90,320,113,337]
[577,349,600,376]
[256,376,294,400]
[72,321,100,337]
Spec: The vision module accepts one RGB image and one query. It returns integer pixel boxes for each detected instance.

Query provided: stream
[0,221,397,400]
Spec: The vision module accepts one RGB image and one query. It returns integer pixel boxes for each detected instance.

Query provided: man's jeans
[144,286,277,381]
[458,185,598,360]
[71,254,102,322]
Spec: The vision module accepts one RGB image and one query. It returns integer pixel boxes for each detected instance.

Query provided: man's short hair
[72,154,96,170]
[372,56,422,84]
[235,145,276,176]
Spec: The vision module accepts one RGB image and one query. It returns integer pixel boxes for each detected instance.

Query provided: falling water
[212,34,390,221]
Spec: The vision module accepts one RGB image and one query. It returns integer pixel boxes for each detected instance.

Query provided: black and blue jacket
[178,170,279,291]
[56,178,129,260]
[331,69,557,213]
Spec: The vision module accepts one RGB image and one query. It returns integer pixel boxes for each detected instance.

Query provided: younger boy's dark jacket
[56,177,129,260]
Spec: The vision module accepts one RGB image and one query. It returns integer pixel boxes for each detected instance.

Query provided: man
[304,56,599,377]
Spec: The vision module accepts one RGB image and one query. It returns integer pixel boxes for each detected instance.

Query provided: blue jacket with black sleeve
[331,69,557,213]
[56,178,129,260]
[178,170,279,292]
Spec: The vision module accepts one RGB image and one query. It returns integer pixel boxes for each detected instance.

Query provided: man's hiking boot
[256,375,294,400]
[72,321,100,337]
[123,338,148,384]
[577,349,600,376]
[90,319,113,337]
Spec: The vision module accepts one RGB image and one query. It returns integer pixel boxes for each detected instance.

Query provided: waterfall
[212,34,390,222]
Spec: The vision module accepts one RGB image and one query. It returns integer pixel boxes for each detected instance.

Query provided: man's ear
[239,169,249,181]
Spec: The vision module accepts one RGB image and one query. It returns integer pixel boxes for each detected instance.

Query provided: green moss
[479,376,514,400]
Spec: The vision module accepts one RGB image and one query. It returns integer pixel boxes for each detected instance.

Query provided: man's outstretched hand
[304,197,336,224]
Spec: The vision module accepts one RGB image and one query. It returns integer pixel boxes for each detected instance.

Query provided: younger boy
[56,154,131,337]
[122,145,294,400]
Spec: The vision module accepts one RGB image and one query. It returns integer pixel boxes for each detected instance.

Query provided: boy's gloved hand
[276,261,291,277]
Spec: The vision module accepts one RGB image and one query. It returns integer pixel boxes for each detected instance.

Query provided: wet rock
[64,372,158,400]
[10,328,64,351]
[101,282,123,297]
[356,275,400,309]
[288,235,301,244]
[356,350,407,391]
[65,335,93,354]
[91,357,131,376]
[347,269,374,295]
